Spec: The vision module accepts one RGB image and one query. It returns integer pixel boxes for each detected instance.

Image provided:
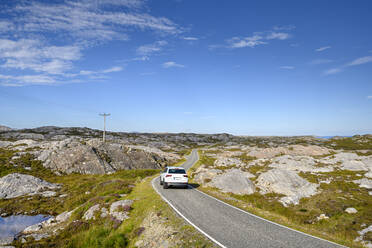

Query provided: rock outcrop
[248,145,330,159]
[270,155,334,173]
[36,139,179,174]
[207,169,256,195]
[0,173,59,199]
[256,169,319,206]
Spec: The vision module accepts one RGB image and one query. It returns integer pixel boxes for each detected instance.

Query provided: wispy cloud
[347,56,372,66]
[310,59,333,65]
[13,1,180,43]
[228,35,267,48]
[0,39,81,75]
[216,26,293,49]
[137,41,168,56]
[183,37,199,41]
[0,0,182,87]
[266,32,290,40]
[79,66,123,78]
[273,25,296,31]
[316,46,331,52]
[324,68,342,75]
[280,66,295,70]
[324,55,372,75]
[162,61,185,68]
[367,96,372,99]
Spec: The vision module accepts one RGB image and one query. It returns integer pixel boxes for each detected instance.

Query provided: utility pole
[99,113,110,142]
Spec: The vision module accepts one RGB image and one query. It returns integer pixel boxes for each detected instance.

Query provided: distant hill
[0,125,12,132]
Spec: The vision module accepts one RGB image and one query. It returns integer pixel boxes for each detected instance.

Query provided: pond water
[0,214,51,238]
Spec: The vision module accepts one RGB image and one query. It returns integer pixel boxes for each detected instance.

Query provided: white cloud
[228,35,266,48]
[183,37,198,41]
[316,46,331,52]
[0,0,181,87]
[0,73,57,86]
[367,96,372,99]
[13,1,180,42]
[0,39,81,74]
[137,41,168,55]
[280,66,295,70]
[183,111,193,115]
[324,55,372,76]
[273,25,296,31]
[310,59,333,65]
[324,68,342,75]
[79,66,123,77]
[266,32,290,40]
[223,27,293,49]
[102,66,123,73]
[162,61,184,68]
[347,56,372,66]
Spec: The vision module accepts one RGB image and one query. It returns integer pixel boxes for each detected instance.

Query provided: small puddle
[0,214,51,238]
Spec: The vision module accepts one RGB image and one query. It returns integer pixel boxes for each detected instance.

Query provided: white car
[160,167,188,189]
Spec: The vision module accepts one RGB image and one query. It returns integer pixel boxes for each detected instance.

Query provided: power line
[99,113,110,142]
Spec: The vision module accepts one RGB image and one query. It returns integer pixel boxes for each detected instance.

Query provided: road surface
[152,150,344,248]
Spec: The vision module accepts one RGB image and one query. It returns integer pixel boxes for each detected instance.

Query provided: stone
[353,178,372,189]
[317,214,329,221]
[83,204,100,220]
[207,169,255,195]
[110,200,133,221]
[101,207,109,218]
[40,191,56,197]
[0,173,59,199]
[256,169,319,206]
[22,223,42,233]
[345,207,358,214]
[270,155,334,173]
[248,145,330,159]
[55,210,74,223]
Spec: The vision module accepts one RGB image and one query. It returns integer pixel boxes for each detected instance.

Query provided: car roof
[166,166,185,169]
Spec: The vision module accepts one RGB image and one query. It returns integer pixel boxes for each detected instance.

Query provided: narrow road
[152,150,344,248]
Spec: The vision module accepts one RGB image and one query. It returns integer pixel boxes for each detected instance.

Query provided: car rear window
[168,169,186,174]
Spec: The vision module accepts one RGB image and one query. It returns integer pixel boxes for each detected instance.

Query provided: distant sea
[317,136,352,139]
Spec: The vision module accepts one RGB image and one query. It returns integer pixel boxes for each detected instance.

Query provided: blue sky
[0,0,371,136]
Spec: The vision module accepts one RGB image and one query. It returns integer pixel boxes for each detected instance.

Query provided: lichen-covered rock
[83,204,100,220]
[0,173,59,199]
[214,157,245,168]
[109,200,133,221]
[345,207,358,214]
[193,166,222,184]
[270,155,334,173]
[248,145,330,159]
[207,169,255,195]
[37,139,176,174]
[256,169,319,206]
[353,178,372,189]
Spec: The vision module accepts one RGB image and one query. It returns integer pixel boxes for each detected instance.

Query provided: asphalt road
[152,150,344,248]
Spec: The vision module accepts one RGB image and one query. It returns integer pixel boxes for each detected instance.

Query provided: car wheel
[163,182,168,189]
[160,179,163,185]
[184,184,188,189]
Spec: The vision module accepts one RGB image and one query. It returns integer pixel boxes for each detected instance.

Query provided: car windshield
[168,169,186,174]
